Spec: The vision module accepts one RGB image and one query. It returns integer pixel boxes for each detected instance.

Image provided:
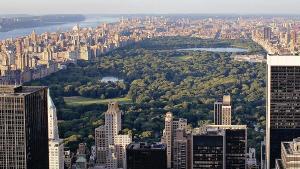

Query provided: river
[0,15,119,40]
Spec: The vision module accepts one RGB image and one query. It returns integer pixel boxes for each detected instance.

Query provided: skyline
[1,0,300,15]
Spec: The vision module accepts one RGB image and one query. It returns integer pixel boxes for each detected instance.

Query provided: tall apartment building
[64,149,73,169]
[0,85,49,169]
[173,129,192,169]
[266,56,300,168]
[264,27,272,41]
[275,137,300,169]
[114,135,132,168]
[95,125,106,164]
[214,95,232,125]
[261,140,266,169]
[162,112,189,169]
[192,125,247,169]
[126,143,167,169]
[94,102,132,169]
[214,99,223,125]
[105,102,122,146]
[48,91,64,169]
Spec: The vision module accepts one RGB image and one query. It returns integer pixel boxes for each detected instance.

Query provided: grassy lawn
[174,55,194,61]
[64,96,132,106]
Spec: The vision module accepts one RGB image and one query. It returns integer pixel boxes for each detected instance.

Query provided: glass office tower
[267,56,300,168]
[0,85,49,169]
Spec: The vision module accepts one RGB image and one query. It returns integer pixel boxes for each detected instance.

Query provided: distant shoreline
[0,15,119,40]
[0,14,85,32]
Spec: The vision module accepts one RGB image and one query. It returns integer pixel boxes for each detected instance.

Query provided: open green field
[64,96,132,106]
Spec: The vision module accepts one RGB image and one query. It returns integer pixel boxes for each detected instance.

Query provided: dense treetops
[28,36,266,151]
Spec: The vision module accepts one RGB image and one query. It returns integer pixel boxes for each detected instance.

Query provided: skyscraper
[48,91,64,169]
[264,27,272,41]
[162,112,188,169]
[192,125,247,169]
[0,85,49,169]
[222,95,232,125]
[105,102,122,146]
[164,112,173,169]
[95,125,106,164]
[94,102,132,169]
[173,129,192,169]
[214,99,223,125]
[214,95,232,125]
[192,128,225,169]
[126,143,167,169]
[266,56,300,168]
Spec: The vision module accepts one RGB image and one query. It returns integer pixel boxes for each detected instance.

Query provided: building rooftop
[207,125,247,130]
[127,142,166,150]
[282,137,300,156]
[0,85,47,96]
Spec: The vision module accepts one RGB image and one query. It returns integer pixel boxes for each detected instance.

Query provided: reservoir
[177,47,248,53]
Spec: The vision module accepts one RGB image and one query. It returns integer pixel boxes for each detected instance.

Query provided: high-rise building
[192,128,225,169]
[214,95,232,125]
[49,141,65,169]
[275,137,300,169]
[48,91,64,169]
[266,56,300,168]
[264,27,272,41]
[261,140,266,169]
[95,125,106,164]
[290,30,298,47]
[0,85,49,169]
[173,129,192,169]
[214,99,223,125]
[222,96,232,125]
[94,102,132,169]
[64,149,74,169]
[192,125,247,169]
[162,112,188,169]
[115,135,132,169]
[164,112,173,169]
[105,102,122,146]
[126,143,167,169]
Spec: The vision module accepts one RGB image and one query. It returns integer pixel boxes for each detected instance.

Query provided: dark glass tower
[193,125,247,169]
[126,143,167,169]
[0,85,49,169]
[193,133,225,169]
[266,56,300,168]
[225,127,247,169]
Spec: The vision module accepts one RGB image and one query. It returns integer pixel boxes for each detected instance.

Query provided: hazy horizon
[1,0,300,15]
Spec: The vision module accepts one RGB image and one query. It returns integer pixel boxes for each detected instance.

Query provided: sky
[1,0,300,15]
